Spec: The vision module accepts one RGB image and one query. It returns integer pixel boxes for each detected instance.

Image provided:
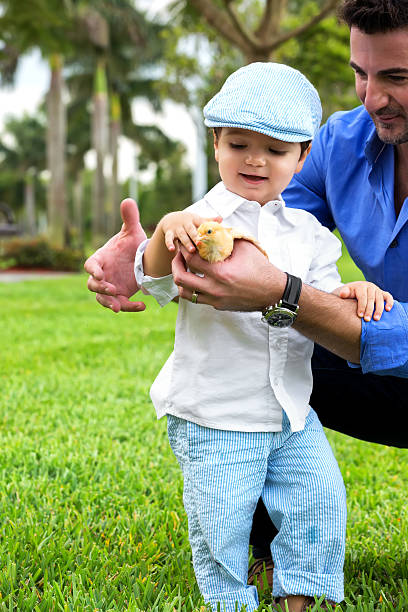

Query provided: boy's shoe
[247,556,274,590]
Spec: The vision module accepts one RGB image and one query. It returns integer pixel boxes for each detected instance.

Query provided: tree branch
[188,0,340,62]
[255,0,284,41]
[263,0,340,55]
[188,0,253,55]
[221,0,260,50]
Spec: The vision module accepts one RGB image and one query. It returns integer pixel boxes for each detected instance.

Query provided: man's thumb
[120,198,144,235]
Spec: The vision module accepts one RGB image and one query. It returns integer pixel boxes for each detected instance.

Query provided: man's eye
[389,75,408,83]
[269,149,286,155]
[230,143,246,149]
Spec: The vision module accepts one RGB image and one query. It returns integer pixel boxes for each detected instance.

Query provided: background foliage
[0,0,359,244]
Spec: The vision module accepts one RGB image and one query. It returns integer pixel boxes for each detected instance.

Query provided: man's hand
[172,240,361,362]
[84,198,147,313]
[172,240,287,311]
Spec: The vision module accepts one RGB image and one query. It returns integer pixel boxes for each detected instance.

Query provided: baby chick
[196,221,268,263]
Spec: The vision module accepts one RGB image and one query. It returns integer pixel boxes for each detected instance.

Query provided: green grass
[0,264,406,611]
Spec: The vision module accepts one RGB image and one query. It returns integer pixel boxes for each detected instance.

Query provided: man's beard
[371,112,408,145]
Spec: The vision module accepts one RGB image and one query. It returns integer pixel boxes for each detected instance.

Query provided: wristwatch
[262,273,302,328]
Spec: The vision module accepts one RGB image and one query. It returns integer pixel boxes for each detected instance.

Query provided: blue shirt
[284,105,408,377]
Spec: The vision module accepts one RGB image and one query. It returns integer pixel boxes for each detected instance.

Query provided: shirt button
[390,238,398,248]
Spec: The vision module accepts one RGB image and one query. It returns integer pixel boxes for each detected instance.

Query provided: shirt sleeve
[305,220,343,293]
[283,120,336,231]
[359,301,408,377]
[134,238,178,307]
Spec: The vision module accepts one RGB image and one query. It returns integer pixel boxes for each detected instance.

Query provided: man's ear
[213,130,219,163]
[295,143,312,173]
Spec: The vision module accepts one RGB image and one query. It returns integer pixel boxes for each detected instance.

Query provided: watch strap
[281,273,302,311]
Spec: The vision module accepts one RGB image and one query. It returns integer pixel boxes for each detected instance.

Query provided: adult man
[85,0,408,588]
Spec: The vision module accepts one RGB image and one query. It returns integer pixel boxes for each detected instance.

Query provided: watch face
[263,307,297,328]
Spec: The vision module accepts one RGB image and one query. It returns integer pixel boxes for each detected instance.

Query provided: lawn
[0,261,406,611]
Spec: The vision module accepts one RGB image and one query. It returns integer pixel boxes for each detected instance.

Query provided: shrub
[1,238,84,271]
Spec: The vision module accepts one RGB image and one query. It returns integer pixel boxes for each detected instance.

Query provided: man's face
[350,26,408,145]
[214,128,308,205]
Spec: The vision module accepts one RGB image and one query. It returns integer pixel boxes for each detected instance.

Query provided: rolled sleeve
[360,301,408,377]
[134,239,178,307]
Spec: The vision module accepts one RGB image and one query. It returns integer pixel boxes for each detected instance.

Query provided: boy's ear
[213,130,219,163]
[295,143,312,173]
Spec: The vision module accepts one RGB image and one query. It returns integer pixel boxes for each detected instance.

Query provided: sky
[0,49,48,128]
[0,1,198,182]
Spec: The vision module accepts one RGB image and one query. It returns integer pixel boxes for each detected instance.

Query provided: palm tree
[0,0,75,246]
[0,0,171,246]
[65,0,166,245]
[47,51,68,246]
[0,113,47,234]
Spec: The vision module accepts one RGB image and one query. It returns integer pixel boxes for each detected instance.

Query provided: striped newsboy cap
[203,62,322,142]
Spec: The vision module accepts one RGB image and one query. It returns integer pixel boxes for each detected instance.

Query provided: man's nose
[363,77,389,114]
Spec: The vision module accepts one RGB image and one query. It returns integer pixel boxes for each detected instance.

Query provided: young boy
[134,63,392,612]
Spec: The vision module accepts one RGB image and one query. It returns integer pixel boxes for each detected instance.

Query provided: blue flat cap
[203,62,322,142]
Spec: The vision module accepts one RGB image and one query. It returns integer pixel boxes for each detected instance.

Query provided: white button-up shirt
[135,182,342,433]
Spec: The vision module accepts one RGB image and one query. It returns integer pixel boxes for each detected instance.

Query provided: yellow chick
[196,221,268,263]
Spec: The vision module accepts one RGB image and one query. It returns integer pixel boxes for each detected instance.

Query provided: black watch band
[281,273,302,311]
[261,273,302,328]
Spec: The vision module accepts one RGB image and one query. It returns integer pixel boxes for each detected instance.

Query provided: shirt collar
[364,123,388,165]
[203,181,284,217]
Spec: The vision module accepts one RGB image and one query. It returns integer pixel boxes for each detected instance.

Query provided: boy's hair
[213,127,311,156]
[339,0,408,34]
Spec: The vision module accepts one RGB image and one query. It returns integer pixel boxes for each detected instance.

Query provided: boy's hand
[161,212,222,254]
[333,281,393,321]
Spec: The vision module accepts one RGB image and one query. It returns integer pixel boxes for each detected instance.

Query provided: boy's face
[214,128,309,205]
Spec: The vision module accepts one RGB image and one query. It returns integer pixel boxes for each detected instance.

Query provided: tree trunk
[91,57,108,248]
[73,171,84,250]
[47,53,67,247]
[189,0,340,63]
[24,168,36,236]
[108,92,121,236]
[191,105,208,201]
[128,153,139,204]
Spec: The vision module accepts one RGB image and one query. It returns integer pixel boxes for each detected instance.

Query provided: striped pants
[167,409,346,612]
